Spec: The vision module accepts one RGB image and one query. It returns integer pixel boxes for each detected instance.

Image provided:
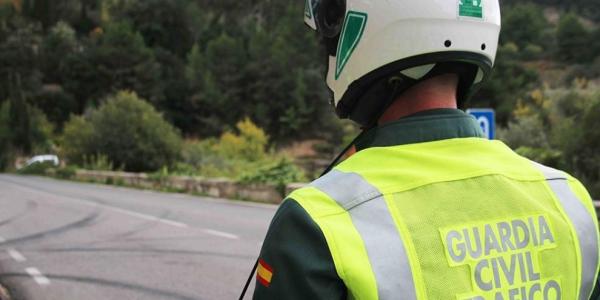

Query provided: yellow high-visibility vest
[289,138,600,300]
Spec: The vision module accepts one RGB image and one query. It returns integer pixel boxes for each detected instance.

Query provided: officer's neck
[378,74,458,125]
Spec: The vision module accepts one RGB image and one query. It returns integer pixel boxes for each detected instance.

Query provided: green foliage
[28,105,54,154]
[217,118,268,162]
[0,97,54,158]
[239,158,306,194]
[41,21,77,83]
[497,114,549,149]
[55,165,77,179]
[500,4,548,49]
[17,161,55,175]
[148,166,171,185]
[83,154,114,171]
[3,0,600,194]
[476,44,540,123]
[21,0,81,30]
[499,87,600,198]
[557,13,591,63]
[515,147,562,167]
[0,17,42,102]
[174,118,307,186]
[500,0,600,22]
[176,118,270,178]
[592,28,600,61]
[563,99,600,197]
[0,101,14,170]
[32,87,77,130]
[60,91,182,172]
[89,22,162,104]
[61,115,94,165]
[114,0,193,57]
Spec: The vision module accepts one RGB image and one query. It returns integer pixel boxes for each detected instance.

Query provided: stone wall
[72,169,288,204]
[61,170,600,216]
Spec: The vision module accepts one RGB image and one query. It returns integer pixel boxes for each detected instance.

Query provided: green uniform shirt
[253,109,600,299]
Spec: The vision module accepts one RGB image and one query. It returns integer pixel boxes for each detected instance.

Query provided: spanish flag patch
[256,258,273,287]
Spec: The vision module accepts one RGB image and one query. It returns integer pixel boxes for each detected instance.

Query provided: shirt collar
[354,108,485,151]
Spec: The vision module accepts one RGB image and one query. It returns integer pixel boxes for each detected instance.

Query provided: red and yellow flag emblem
[256,259,274,287]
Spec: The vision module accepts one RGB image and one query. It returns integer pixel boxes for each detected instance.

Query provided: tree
[591,28,600,61]
[116,0,193,57]
[575,100,600,196]
[557,13,591,63]
[0,101,13,169]
[78,22,162,105]
[61,91,182,172]
[9,89,32,153]
[476,44,540,124]
[1,94,54,157]
[153,47,189,133]
[40,21,77,83]
[184,32,247,137]
[21,0,81,30]
[60,114,93,165]
[0,18,42,103]
[500,4,548,49]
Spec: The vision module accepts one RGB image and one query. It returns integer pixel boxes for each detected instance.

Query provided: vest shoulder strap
[532,161,600,300]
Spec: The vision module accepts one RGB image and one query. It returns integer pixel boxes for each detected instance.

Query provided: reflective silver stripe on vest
[533,162,599,300]
[312,170,417,300]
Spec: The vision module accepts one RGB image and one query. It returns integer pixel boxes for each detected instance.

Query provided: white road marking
[202,229,239,240]
[7,249,26,262]
[106,206,189,228]
[0,236,5,243]
[25,268,50,285]
[1,183,189,229]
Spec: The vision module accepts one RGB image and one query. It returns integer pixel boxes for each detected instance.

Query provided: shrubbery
[61,91,182,172]
[498,87,600,197]
[0,100,55,171]
[17,161,55,175]
[175,118,306,188]
[239,158,306,194]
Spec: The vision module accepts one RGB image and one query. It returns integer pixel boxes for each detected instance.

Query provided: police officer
[252,0,600,299]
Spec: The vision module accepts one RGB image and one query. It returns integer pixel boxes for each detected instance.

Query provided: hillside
[0,0,599,196]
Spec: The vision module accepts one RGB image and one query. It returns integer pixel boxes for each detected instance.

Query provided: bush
[515,146,562,167]
[497,114,549,149]
[83,154,114,171]
[55,166,77,179]
[557,13,591,63]
[17,161,55,175]
[61,91,182,172]
[32,88,77,129]
[175,118,271,178]
[499,87,600,198]
[217,118,268,161]
[61,115,94,166]
[500,4,547,49]
[239,158,306,194]
[0,100,55,171]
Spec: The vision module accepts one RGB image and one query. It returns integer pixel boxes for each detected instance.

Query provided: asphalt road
[0,174,277,300]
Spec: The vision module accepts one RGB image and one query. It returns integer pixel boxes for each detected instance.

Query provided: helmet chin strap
[239,63,478,299]
[322,62,478,174]
[319,78,403,177]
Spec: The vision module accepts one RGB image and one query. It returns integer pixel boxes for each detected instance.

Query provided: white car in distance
[24,155,60,168]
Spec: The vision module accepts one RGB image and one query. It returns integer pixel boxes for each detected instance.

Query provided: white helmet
[305,0,501,126]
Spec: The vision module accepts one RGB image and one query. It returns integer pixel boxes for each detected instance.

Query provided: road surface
[0,174,277,300]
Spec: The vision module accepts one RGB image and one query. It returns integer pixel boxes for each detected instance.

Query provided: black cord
[238,80,401,299]
[319,130,367,177]
[238,259,259,300]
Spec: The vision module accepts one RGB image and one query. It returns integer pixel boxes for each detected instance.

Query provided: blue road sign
[466,108,495,140]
